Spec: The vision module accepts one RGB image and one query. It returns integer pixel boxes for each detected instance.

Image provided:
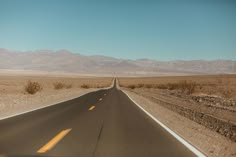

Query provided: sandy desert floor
[0,72,113,119]
[118,75,236,157]
[1,72,235,156]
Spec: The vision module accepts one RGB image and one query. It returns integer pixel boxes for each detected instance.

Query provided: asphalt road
[0,81,197,157]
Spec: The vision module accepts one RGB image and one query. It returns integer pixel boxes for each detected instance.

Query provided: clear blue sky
[0,0,235,60]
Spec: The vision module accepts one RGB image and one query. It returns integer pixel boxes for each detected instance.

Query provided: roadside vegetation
[80,84,109,88]
[124,80,197,94]
[80,84,90,89]
[119,75,236,142]
[53,82,73,90]
[25,80,42,94]
[119,75,236,99]
[12,77,112,96]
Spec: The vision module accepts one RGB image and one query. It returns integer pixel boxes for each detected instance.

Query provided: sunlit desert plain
[0,71,112,119]
[119,74,236,157]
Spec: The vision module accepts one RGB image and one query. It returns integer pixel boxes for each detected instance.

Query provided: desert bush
[186,81,197,94]
[127,85,136,89]
[145,84,153,88]
[53,82,65,90]
[65,84,72,89]
[176,80,197,94]
[137,83,144,88]
[124,80,197,94]
[161,80,197,94]
[167,83,179,90]
[81,84,90,89]
[25,80,42,94]
[178,80,189,91]
[156,84,169,89]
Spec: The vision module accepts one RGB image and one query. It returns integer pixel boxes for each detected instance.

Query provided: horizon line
[0,47,235,62]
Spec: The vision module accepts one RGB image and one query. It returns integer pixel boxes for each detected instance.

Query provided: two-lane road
[0,81,199,157]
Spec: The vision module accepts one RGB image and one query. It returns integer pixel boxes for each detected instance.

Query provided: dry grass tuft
[137,84,145,88]
[166,80,197,94]
[53,82,65,90]
[125,80,197,95]
[156,84,169,89]
[119,75,236,99]
[81,84,90,89]
[25,80,42,94]
[53,82,73,89]
[145,84,153,88]
[65,84,73,89]
[127,85,136,89]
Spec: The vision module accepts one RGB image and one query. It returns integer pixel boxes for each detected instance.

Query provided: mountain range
[0,48,235,76]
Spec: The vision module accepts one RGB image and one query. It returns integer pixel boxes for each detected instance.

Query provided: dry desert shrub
[166,83,179,90]
[152,80,197,94]
[119,75,236,99]
[137,83,145,88]
[53,82,73,89]
[127,84,154,89]
[65,84,72,89]
[127,85,136,89]
[81,84,90,89]
[177,80,197,94]
[125,80,197,94]
[156,84,169,89]
[146,80,197,94]
[53,82,65,90]
[25,80,42,94]
[144,84,153,88]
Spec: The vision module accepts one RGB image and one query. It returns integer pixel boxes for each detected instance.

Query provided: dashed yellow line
[89,106,96,111]
[37,128,72,153]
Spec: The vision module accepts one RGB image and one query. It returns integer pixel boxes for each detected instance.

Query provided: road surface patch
[37,128,72,153]
[89,106,96,111]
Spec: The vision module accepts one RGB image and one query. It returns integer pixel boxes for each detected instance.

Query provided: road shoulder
[122,89,236,157]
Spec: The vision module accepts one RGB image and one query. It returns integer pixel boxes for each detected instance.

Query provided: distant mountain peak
[0,48,235,76]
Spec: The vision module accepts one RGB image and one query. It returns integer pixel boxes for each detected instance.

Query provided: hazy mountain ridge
[0,48,235,75]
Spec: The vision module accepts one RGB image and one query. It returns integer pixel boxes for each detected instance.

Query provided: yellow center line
[89,106,96,111]
[37,128,72,153]
[99,98,102,101]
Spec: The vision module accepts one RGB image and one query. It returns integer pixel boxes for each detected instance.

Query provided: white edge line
[121,90,206,157]
[0,79,115,121]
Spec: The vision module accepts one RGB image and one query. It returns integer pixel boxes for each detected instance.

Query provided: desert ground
[118,75,236,157]
[0,72,235,157]
[119,75,236,99]
[0,72,113,119]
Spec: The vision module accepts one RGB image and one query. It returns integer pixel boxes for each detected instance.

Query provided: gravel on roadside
[122,89,236,157]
